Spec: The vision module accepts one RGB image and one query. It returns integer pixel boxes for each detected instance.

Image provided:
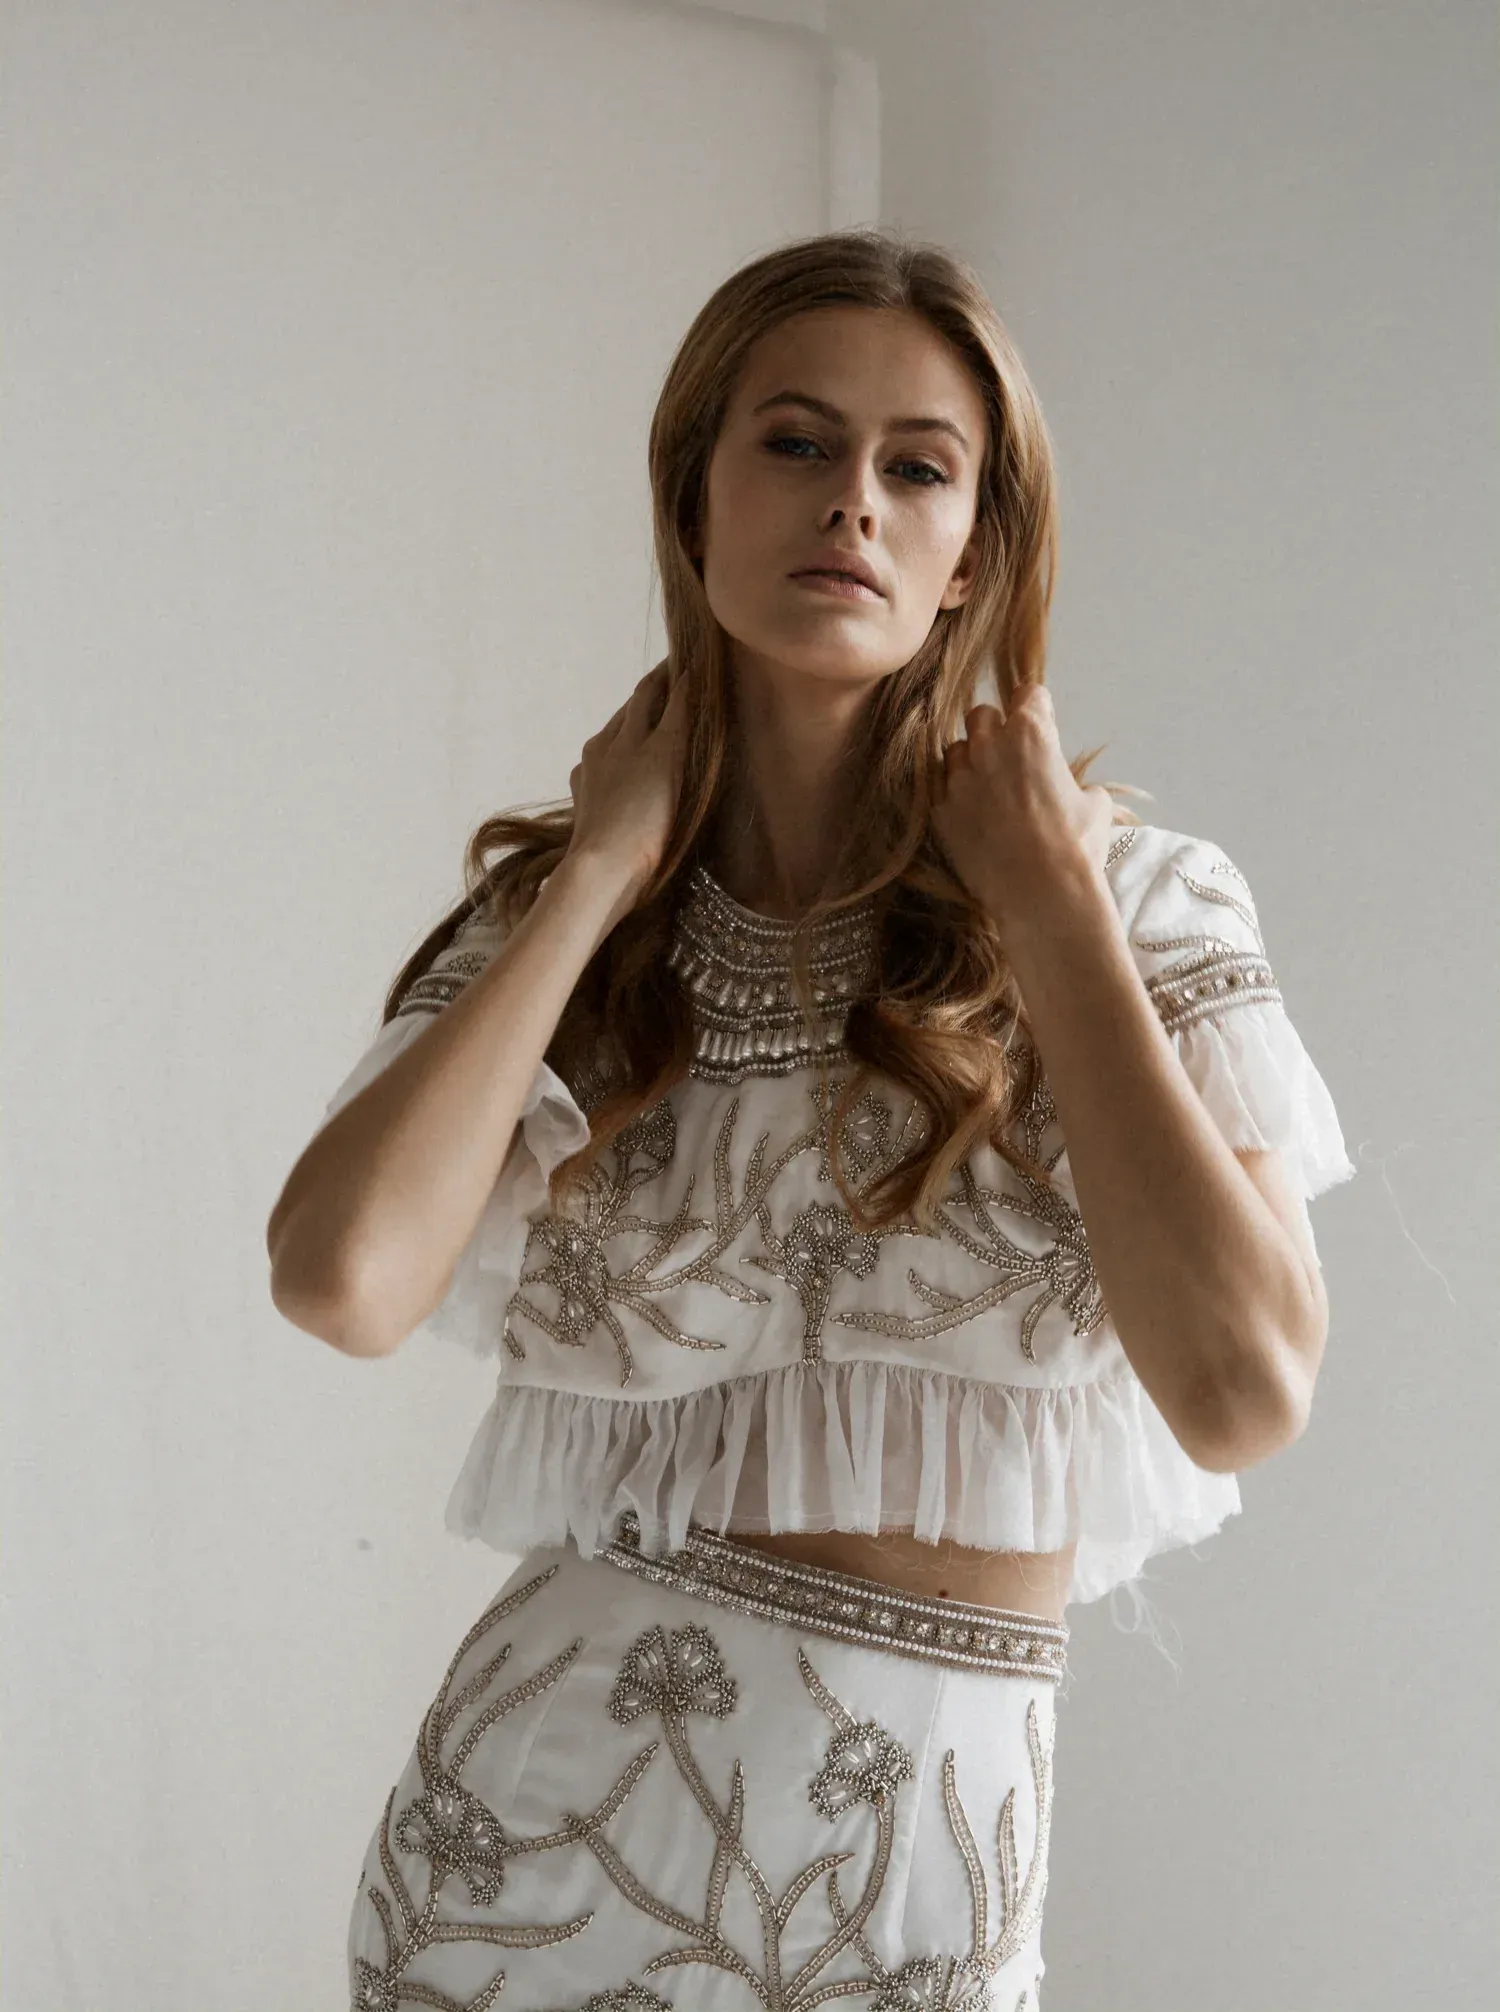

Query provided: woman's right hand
[564,659,691,916]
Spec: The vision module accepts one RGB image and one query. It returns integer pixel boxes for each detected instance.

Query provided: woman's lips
[789,571,884,602]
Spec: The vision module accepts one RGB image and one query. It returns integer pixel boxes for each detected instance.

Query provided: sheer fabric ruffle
[1170,1002,1355,1210]
[444,1355,1241,1609]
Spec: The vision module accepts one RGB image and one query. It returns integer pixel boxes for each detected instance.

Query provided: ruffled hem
[1170,1002,1355,1204]
[443,1356,1242,1609]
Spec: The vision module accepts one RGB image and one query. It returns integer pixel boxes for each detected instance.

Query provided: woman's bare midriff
[727,1527,1076,1625]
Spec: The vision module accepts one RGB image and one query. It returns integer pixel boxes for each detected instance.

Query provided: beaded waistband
[596,1513,1068,1681]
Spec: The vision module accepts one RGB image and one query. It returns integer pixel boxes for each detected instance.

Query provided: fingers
[586,665,663,751]
[1008,683,1055,735]
[638,665,689,744]
[620,666,661,732]
[622,662,674,736]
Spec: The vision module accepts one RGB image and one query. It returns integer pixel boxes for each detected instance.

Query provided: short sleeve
[320,905,593,1361]
[1121,828,1356,1217]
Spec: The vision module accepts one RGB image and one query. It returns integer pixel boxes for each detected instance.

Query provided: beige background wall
[3,1,1492,2005]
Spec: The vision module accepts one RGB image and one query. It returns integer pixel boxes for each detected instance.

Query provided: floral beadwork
[607,1623,738,1725]
[561,1620,1054,2006]
[502,1048,1102,1379]
[352,1533,1060,2012]
[800,1647,915,1817]
[349,1565,593,2012]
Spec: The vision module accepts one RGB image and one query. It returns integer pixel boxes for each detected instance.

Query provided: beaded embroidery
[502,1050,1102,1379]
[349,1564,595,2012]
[1130,847,1284,1035]
[600,1512,1069,1680]
[667,861,883,1082]
[394,947,492,1018]
[388,823,1302,1385]
[353,1536,1058,2011]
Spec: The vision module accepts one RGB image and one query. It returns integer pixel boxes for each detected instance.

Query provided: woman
[268,228,1353,2011]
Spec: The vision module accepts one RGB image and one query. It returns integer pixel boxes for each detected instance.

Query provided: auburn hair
[382,226,1143,1232]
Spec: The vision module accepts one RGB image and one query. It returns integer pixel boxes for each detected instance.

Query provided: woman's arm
[268,659,690,1360]
[266,847,634,1359]
[1000,850,1328,1474]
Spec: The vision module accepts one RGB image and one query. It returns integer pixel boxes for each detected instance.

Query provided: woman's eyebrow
[750,389,970,453]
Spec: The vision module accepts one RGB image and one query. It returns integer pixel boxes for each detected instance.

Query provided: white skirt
[346,1514,1069,2011]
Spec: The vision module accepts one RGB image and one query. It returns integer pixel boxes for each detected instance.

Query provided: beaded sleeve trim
[599,1511,1068,1681]
[666,864,881,1083]
[394,946,492,1018]
[1142,943,1282,1033]
[1132,853,1284,1034]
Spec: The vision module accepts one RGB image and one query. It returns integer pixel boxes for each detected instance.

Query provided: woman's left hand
[929,683,1115,937]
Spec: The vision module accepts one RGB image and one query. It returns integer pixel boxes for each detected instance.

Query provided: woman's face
[692,304,989,689]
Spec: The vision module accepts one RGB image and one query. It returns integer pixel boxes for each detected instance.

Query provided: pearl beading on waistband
[597,1512,1068,1680]
[666,864,882,1083]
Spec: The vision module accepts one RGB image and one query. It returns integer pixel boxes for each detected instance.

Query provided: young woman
[268,228,1353,2012]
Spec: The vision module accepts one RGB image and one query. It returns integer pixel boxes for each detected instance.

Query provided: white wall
[0,2,869,2004]
[828,2,1497,2006]
[4,1,1493,2006]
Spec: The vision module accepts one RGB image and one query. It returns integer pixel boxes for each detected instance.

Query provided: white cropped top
[322,823,1354,1606]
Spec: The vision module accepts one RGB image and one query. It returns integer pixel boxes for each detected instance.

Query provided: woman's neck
[708,661,878,915]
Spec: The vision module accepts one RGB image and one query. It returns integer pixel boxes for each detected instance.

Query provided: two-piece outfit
[325,822,1354,2012]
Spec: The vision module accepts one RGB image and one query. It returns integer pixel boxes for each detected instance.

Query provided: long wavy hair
[382,226,1143,1231]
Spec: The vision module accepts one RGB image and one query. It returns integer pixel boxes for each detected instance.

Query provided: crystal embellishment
[667,863,881,1083]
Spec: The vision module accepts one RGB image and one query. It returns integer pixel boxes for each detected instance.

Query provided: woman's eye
[764,434,948,487]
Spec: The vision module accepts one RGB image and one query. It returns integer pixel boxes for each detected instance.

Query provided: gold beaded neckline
[667,863,881,1083]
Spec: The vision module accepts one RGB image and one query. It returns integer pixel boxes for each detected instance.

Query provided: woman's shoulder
[390,898,512,1021]
[1102,818,1271,947]
[1103,816,1231,890]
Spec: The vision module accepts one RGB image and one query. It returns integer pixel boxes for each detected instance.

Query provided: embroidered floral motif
[393,908,501,1021]
[348,1565,595,2012]
[827,1696,1056,2009]
[504,1048,1100,1378]
[818,1077,922,1184]
[503,1070,928,1379]
[944,1698,1056,1973]
[871,1954,994,2010]
[502,1096,773,1384]
[574,1630,917,2005]
[809,1720,916,1817]
[393,870,1117,1379]
[800,1647,915,1817]
[833,1058,1105,1363]
[354,1559,1058,2011]
[607,1623,738,1724]
[568,1990,672,2012]
[549,1622,1056,2008]
[744,1197,886,1363]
